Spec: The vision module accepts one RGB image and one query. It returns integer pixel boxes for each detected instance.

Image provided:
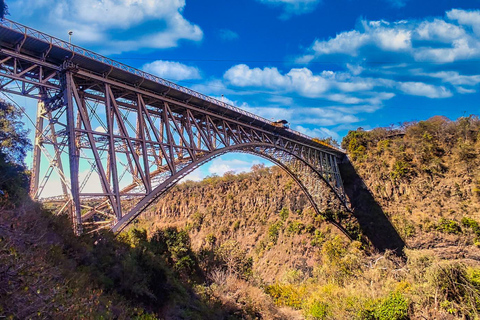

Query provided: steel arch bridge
[0,20,359,236]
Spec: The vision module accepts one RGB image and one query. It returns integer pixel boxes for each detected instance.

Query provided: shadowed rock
[340,160,405,255]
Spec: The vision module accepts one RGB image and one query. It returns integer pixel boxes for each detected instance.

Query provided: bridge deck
[0,19,344,156]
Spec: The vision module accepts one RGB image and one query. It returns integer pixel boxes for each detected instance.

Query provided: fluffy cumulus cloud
[290,9,480,100]
[447,9,480,36]
[9,0,203,53]
[257,0,321,18]
[300,9,480,66]
[142,60,201,81]
[223,64,395,105]
[224,64,382,97]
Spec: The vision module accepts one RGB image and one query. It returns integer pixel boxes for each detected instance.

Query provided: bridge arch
[112,142,357,240]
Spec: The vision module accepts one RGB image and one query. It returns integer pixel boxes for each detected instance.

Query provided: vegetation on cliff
[2,104,480,319]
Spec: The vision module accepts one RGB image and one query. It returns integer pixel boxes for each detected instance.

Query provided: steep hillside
[1,201,298,319]
[342,115,480,257]
[136,165,344,283]
[133,115,480,319]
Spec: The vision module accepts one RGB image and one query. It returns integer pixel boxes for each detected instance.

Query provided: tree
[0,99,31,207]
[0,99,30,164]
[1,0,8,20]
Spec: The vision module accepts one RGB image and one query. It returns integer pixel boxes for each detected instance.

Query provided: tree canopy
[0,100,30,164]
[0,99,31,207]
[0,0,7,20]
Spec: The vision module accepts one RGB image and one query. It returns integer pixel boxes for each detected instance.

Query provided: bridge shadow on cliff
[339,161,405,255]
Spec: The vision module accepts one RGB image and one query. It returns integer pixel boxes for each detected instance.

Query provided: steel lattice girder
[0,36,357,237]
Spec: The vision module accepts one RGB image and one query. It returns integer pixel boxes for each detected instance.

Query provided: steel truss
[0,28,356,236]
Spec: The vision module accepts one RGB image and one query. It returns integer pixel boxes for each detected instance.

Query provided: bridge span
[0,19,358,236]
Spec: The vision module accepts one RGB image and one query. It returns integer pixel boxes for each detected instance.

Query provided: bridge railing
[0,19,342,152]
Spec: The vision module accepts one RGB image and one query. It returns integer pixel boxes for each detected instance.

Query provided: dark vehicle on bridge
[271,119,289,129]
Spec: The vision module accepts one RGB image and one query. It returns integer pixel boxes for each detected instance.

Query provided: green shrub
[436,218,462,234]
[461,217,480,235]
[279,207,289,221]
[265,283,304,309]
[390,160,411,181]
[342,130,371,161]
[356,299,377,320]
[149,227,199,277]
[374,291,409,320]
[319,237,363,282]
[0,100,31,208]
[268,221,283,244]
[376,139,391,154]
[307,301,329,319]
[310,230,325,247]
[0,153,30,207]
[457,141,477,162]
[286,221,305,235]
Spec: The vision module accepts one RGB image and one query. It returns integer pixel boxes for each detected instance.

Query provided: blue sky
[4,0,480,183]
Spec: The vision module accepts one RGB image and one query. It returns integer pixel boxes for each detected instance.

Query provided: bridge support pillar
[63,71,82,235]
[29,99,45,200]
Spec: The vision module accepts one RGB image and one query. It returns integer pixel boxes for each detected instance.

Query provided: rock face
[138,165,345,282]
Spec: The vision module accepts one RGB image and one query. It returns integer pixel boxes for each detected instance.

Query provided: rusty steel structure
[0,20,353,235]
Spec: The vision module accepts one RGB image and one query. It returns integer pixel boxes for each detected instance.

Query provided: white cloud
[447,9,480,36]
[10,0,203,53]
[397,82,452,98]
[286,8,480,107]
[180,170,205,183]
[142,60,201,81]
[423,71,480,86]
[224,65,290,89]
[223,64,421,105]
[38,169,104,198]
[301,9,480,64]
[223,65,384,99]
[257,0,321,18]
[310,30,369,56]
[94,126,107,133]
[415,19,466,42]
[243,106,293,121]
[294,125,340,141]
[413,38,478,63]
[191,79,235,96]
[456,87,476,94]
